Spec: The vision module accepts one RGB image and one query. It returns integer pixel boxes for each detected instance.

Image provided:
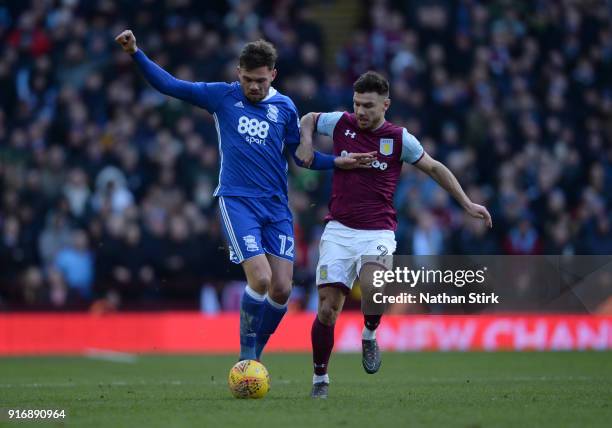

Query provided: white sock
[362,326,376,340]
[244,284,265,301]
[265,294,288,309]
[313,374,330,384]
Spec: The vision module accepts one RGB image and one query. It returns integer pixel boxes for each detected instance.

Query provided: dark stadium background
[0,0,611,327]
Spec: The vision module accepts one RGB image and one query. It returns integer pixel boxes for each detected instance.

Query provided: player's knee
[250,274,272,293]
[318,299,341,325]
[267,284,291,305]
[318,305,339,325]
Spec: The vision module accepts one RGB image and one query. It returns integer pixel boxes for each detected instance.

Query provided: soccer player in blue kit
[116,30,374,361]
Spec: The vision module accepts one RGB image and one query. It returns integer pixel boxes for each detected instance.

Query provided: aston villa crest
[319,265,328,280]
[379,138,394,156]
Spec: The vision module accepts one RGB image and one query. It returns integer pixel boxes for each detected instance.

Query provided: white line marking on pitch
[84,349,139,363]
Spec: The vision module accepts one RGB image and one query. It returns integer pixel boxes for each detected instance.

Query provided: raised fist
[115,30,137,54]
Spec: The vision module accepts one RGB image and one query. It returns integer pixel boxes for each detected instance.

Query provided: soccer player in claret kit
[115,31,374,362]
[297,71,493,398]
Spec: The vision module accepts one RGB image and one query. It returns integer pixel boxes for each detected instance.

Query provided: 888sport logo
[237,116,269,145]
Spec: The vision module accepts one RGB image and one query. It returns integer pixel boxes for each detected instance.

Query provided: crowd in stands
[1,0,611,311]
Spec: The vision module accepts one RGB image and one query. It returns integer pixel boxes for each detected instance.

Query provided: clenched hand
[115,30,137,54]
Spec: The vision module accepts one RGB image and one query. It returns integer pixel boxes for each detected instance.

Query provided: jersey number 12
[278,234,294,257]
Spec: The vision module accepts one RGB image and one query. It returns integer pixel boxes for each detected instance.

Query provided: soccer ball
[228,359,270,399]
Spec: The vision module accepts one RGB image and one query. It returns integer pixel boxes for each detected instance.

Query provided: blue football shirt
[132,49,301,201]
[196,82,300,200]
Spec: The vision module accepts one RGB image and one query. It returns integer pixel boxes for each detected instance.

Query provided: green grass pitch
[1,352,611,427]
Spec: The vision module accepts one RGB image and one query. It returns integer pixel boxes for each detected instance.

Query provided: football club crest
[379,138,394,156]
[266,104,279,122]
[243,235,259,252]
[319,265,328,280]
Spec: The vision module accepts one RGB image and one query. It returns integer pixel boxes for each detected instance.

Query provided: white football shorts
[316,220,396,290]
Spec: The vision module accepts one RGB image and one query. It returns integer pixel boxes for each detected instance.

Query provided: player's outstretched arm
[291,111,374,169]
[414,153,493,228]
[296,112,318,167]
[287,144,374,170]
[115,30,203,106]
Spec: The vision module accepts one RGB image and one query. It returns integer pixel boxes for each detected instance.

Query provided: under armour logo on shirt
[345,129,356,139]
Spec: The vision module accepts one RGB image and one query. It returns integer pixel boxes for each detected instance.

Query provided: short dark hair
[239,40,277,70]
[353,71,389,97]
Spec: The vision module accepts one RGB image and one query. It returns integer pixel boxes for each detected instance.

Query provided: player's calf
[255,294,288,360]
[255,255,293,359]
[239,285,266,361]
[239,256,273,361]
[310,285,346,397]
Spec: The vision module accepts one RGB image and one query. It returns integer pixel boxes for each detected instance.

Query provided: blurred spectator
[108,223,157,300]
[92,166,135,214]
[412,212,444,255]
[38,211,73,266]
[21,266,45,306]
[581,215,612,254]
[53,230,94,299]
[503,215,542,255]
[452,214,500,255]
[0,216,31,289]
[63,167,91,222]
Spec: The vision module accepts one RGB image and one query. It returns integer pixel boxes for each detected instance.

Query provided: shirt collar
[262,86,277,102]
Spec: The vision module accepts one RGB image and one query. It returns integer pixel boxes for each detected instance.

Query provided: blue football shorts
[218,195,295,264]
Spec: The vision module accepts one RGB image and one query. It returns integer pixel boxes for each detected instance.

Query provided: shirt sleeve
[132,49,229,113]
[194,82,233,113]
[400,128,425,164]
[284,101,301,145]
[286,144,336,170]
[316,112,343,136]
